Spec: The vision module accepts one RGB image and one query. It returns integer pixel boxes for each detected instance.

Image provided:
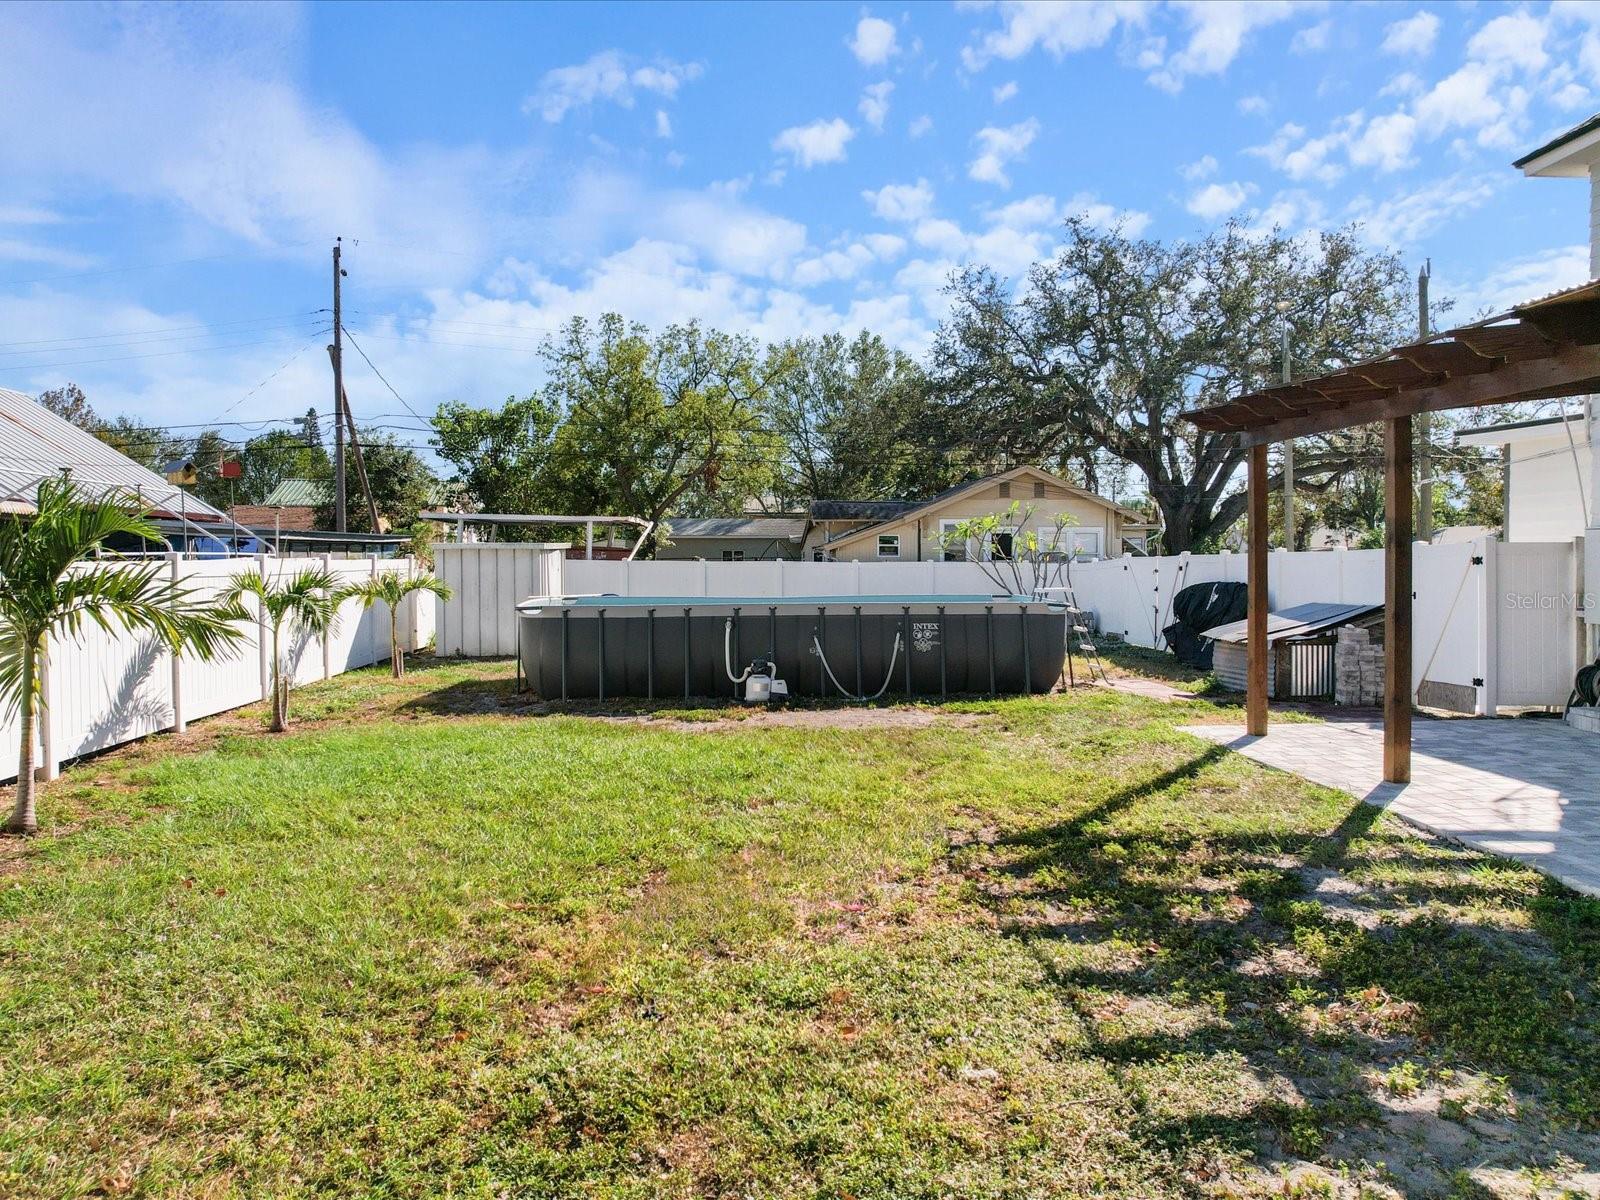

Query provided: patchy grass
[1,658,1597,1198]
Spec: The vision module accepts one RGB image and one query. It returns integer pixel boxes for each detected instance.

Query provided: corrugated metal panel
[262,477,328,507]
[0,387,228,521]
[1206,602,1383,645]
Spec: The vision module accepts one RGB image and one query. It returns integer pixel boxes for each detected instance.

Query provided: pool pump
[725,618,789,704]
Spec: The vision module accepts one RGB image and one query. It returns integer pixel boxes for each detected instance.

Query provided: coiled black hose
[1567,659,1600,712]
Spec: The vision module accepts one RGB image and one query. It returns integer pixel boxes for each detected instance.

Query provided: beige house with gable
[809,465,1151,562]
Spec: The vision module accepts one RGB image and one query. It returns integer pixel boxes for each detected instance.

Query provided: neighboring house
[0,387,230,524]
[808,465,1146,562]
[1457,413,1589,543]
[657,516,807,561]
[230,476,325,532]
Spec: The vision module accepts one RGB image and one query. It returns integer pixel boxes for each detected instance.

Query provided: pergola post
[1246,443,1269,736]
[1384,416,1413,783]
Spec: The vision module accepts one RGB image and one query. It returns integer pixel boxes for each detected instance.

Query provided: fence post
[169,552,186,734]
[1475,536,1498,717]
[257,552,271,701]
[321,552,334,680]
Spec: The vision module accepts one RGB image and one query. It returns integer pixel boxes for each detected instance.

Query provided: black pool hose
[1566,658,1600,713]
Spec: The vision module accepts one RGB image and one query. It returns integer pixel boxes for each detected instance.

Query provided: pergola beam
[1246,445,1269,737]
[1232,346,1600,446]
[1383,417,1413,784]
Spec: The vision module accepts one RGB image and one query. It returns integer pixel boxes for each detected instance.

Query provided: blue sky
[0,1,1595,454]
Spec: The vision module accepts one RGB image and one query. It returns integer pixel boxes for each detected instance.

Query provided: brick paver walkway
[1181,717,1600,896]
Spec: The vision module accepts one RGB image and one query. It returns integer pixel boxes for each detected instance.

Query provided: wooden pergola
[1184,279,1600,783]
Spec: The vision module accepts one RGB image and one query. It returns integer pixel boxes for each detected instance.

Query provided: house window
[721,549,745,561]
[877,533,900,559]
[1033,481,1046,498]
[990,528,1016,561]
[998,482,1011,498]
[938,519,969,561]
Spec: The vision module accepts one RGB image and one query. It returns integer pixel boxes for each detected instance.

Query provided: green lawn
[3,660,1598,1199]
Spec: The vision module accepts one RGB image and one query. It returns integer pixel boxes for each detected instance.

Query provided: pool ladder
[1038,584,1108,687]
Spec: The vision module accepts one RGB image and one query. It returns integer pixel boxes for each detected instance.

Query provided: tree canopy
[928,218,1418,552]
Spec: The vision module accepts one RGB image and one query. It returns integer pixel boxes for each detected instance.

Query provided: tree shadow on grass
[953,742,1600,1191]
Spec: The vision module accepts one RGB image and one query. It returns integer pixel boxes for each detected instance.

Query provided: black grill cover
[1162,581,1249,669]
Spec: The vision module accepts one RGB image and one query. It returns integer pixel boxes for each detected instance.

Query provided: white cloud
[968,119,1039,188]
[0,6,503,285]
[0,239,97,270]
[1345,173,1498,246]
[654,110,672,139]
[528,51,703,122]
[772,117,855,168]
[1186,180,1252,220]
[1290,20,1331,55]
[1379,72,1424,99]
[908,114,933,138]
[1466,12,1548,73]
[1346,112,1417,172]
[1063,191,1151,236]
[1248,121,1347,184]
[849,15,899,66]
[961,0,1148,71]
[985,194,1059,229]
[1445,244,1588,317]
[858,81,894,132]
[1553,81,1592,110]
[0,205,64,226]
[863,179,935,222]
[1381,11,1439,57]
[1413,62,1523,144]
[1145,1,1297,93]
[1237,94,1269,116]
[1179,154,1219,181]
[993,80,1019,103]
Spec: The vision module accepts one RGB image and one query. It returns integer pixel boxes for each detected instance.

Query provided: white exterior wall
[1506,431,1592,543]
[5,555,431,783]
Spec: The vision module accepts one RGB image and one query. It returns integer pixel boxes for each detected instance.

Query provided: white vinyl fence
[2,554,436,783]
[463,539,1577,713]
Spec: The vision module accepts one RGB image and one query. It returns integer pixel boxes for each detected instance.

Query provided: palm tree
[221,567,340,732]
[342,572,452,678]
[0,477,243,835]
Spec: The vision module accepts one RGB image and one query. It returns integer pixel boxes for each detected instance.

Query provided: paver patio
[1183,716,1600,896]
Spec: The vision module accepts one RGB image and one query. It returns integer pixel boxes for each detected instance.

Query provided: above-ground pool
[515,594,1068,700]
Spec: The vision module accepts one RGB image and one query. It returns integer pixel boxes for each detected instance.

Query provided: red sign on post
[220,460,242,479]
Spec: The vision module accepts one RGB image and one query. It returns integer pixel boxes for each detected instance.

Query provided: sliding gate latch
[1472,677,1485,687]
[1471,555,1484,565]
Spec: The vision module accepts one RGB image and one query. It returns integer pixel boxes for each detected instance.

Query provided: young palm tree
[342,572,452,678]
[0,477,243,835]
[221,567,340,732]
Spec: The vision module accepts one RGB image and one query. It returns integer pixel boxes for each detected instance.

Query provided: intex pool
[515,594,1068,701]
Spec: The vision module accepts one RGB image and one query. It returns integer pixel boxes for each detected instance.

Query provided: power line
[0,329,330,375]
[0,243,315,288]
[0,311,328,353]
[339,325,434,428]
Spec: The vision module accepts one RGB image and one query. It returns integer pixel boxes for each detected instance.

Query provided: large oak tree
[928,219,1416,552]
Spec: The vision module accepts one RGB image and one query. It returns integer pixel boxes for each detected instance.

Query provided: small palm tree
[342,572,452,678]
[221,567,340,732]
[1,477,243,835]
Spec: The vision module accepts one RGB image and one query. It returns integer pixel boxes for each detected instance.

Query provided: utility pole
[1277,301,1295,549]
[1416,261,1433,544]
[330,237,347,533]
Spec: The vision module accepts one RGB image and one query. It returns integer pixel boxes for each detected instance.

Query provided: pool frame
[515,594,1068,702]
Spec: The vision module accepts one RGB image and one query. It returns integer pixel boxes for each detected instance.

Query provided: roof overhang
[1514,114,1600,178]
[1183,280,1600,446]
[1455,411,1586,448]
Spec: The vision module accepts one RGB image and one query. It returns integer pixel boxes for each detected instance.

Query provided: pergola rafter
[1183,278,1600,784]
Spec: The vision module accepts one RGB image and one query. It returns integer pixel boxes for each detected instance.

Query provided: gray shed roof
[0,387,228,521]
[666,516,807,540]
[1205,602,1382,645]
[809,499,919,521]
